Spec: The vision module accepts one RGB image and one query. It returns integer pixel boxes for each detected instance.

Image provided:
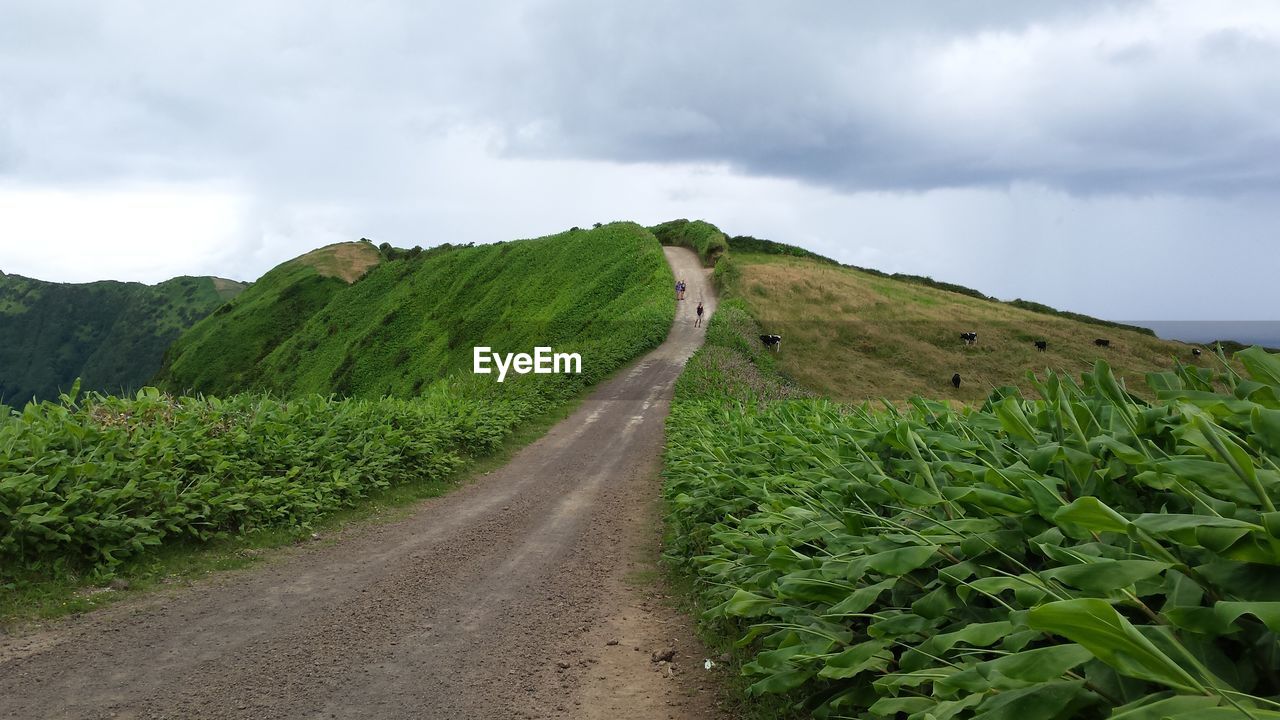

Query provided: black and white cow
[1034,340,1048,352]
[760,334,782,352]
[960,332,978,346]
[1192,348,1202,357]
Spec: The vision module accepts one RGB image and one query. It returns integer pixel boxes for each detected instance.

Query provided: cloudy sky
[1,0,1277,329]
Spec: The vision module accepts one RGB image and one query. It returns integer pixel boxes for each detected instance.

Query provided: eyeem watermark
[473,346,582,382]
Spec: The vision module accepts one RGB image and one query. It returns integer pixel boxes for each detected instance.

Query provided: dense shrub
[1,371,574,578]
[666,304,1280,718]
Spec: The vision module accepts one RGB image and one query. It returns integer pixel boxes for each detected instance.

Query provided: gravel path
[0,246,726,720]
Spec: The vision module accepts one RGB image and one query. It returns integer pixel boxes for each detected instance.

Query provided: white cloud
[0,183,249,283]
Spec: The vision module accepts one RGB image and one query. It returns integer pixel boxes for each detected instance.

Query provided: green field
[0,273,246,404]
[664,247,1280,718]
[715,251,1206,405]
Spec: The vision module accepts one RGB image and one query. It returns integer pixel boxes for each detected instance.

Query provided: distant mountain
[0,271,247,404]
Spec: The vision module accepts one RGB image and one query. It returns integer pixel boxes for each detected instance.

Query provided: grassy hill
[715,252,1204,404]
[651,219,728,266]
[155,241,382,395]
[157,224,675,398]
[0,272,247,404]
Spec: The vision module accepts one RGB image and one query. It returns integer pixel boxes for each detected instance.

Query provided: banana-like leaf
[826,578,897,615]
[1053,496,1131,534]
[971,679,1089,720]
[867,696,935,716]
[1040,560,1170,592]
[818,639,893,680]
[1238,347,1280,388]
[1132,513,1262,540]
[940,643,1093,692]
[1212,601,1280,632]
[1107,694,1220,719]
[866,545,938,576]
[1027,599,1206,694]
[720,589,777,618]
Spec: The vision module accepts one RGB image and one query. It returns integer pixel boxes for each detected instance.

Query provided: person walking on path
[695,301,705,327]
[675,279,684,300]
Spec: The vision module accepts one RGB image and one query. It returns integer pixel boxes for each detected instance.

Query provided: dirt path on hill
[0,247,726,720]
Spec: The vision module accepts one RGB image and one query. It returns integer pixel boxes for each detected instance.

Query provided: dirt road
[0,247,724,719]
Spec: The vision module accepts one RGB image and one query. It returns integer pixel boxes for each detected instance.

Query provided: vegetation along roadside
[663,282,1280,718]
[1,223,676,623]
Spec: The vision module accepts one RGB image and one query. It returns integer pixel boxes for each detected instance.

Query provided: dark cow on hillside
[1034,340,1048,352]
[951,373,962,389]
[1192,348,1202,357]
[759,334,782,352]
[960,332,978,346]
[1094,338,1111,348]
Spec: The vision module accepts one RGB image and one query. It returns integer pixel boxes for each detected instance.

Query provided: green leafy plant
[666,306,1280,718]
[3,374,559,578]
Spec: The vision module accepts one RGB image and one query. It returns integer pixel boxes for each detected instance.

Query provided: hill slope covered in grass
[157,224,675,398]
[715,251,1205,404]
[0,273,247,404]
[155,241,382,395]
[651,219,728,266]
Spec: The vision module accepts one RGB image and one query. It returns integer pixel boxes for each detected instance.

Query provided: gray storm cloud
[485,1,1280,195]
[0,0,1278,328]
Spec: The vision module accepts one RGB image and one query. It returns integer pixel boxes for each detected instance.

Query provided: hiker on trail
[675,279,682,300]
[695,301,705,327]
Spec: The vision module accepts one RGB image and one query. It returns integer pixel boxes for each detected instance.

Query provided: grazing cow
[960,332,978,346]
[1094,338,1111,348]
[1192,348,1202,357]
[1034,340,1048,352]
[951,373,961,389]
[759,334,782,352]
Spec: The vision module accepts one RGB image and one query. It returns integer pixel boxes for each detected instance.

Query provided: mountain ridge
[0,273,248,403]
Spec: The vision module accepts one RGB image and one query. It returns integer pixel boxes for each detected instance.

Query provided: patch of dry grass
[731,254,1214,404]
[292,242,382,283]
[211,277,248,300]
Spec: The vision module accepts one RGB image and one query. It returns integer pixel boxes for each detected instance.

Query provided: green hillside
[158,223,675,398]
[651,218,728,266]
[155,241,380,395]
[714,251,1205,404]
[0,272,247,404]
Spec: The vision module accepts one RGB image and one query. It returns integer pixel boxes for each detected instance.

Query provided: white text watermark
[473,346,582,382]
